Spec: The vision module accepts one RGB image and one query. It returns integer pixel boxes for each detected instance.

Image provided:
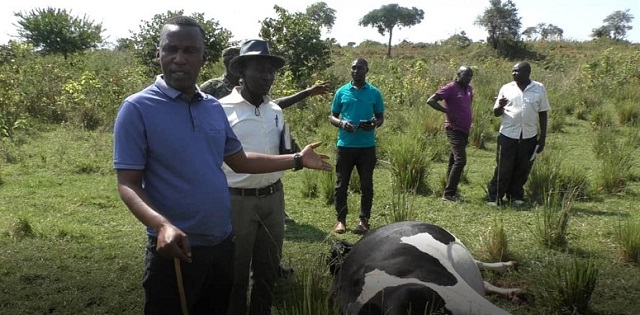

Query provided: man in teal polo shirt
[329,57,385,234]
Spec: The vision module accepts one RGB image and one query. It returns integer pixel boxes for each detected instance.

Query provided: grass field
[1,112,639,314]
[1,40,640,314]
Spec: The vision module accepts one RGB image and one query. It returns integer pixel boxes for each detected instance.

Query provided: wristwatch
[293,153,303,171]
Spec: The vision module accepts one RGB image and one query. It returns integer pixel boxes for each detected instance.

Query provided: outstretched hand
[156,224,192,263]
[309,81,331,97]
[300,142,332,171]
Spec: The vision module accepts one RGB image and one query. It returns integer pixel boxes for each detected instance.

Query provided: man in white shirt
[220,39,294,315]
[487,61,550,206]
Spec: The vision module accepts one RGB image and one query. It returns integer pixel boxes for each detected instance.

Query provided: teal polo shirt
[331,82,385,148]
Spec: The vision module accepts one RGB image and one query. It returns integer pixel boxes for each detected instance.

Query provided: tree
[522,26,539,41]
[591,9,634,40]
[130,10,233,76]
[260,5,333,83]
[540,24,563,41]
[475,0,521,50]
[522,23,563,41]
[441,31,473,48]
[305,2,336,31]
[359,4,425,58]
[14,7,104,59]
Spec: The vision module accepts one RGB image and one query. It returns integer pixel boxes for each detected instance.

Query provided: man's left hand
[300,142,332,171]
[537,139,545,153]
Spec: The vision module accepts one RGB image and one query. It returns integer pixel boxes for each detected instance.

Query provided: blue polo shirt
[113,76,243,246]
[331,82,385,148]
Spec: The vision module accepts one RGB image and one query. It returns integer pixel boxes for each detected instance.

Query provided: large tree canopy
[305,1,337,31]
[359,4,425,58]
[14,7,104,59]
[260,5,333,83]
[591,9,634,41]
[129,10,233,76]
[475,0,521,50]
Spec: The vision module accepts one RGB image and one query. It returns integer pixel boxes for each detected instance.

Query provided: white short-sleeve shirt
[493,80,550,139]
[221,87,285,188]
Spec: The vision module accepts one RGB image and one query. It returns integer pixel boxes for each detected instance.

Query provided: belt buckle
[268,185,275,195]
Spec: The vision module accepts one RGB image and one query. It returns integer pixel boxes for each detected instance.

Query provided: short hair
[160,15,206,44]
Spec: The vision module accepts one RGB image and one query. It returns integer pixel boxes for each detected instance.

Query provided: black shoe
[441,195,460,202]
[353,219,370,235]
[284,212,295,224]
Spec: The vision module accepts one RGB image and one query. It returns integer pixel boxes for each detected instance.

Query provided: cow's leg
[475,260,517,273]
[484,281,526,303]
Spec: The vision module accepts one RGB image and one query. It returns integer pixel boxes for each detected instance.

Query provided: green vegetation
[1,31,640,315]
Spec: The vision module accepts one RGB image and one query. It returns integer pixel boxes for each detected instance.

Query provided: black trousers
[142,235,234,315]
[334,146,377,223]
[487,133,537,202]
[443,128,469,197]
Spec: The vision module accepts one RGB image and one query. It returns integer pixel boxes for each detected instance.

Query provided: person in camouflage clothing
[200,46,241,99]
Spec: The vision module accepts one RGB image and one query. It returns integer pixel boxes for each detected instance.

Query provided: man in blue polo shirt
[329,57,385,235]
[113,16,331,315]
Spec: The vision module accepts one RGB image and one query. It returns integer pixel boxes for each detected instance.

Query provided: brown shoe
[334,221,346,234]
[353,219,370,235]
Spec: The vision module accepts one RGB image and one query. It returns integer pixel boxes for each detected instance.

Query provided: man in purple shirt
[426,66,474,201]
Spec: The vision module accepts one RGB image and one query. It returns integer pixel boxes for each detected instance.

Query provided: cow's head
[327,240,353,275]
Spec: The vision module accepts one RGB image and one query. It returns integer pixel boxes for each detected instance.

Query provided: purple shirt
[435,81,473,134]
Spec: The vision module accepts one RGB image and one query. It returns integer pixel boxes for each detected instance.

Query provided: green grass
[2,40,640,314]
[1,115,638,314]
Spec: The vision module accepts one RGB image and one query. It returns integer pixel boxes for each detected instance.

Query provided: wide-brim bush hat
[228,39,285,76]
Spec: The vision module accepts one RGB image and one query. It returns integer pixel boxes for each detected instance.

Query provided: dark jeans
[487,133,537,202]
[334,146,377,223]
[143,235,234,315]
[443,128,469,197]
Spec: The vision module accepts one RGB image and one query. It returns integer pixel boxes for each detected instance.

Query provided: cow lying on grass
[329,221,525,315]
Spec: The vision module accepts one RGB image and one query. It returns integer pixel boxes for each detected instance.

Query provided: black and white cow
[329,221,523,315]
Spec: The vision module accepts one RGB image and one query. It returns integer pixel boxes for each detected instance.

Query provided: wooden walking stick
[174,258,189,315]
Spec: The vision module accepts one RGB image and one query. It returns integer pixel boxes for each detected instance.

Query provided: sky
[1,0,639,46]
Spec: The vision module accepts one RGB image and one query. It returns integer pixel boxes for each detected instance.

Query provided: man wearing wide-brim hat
[220,39,292,315]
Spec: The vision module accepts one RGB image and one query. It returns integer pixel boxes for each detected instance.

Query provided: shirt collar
[222,86,273,105]
[349,81,369,90]
[155,75,206,100]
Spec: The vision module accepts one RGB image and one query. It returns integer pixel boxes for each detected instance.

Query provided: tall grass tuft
[616,219,640,263]
[527,146,590,205]
[559,259,599,315]
[385,180,417,223]
[301,171,319,198]
[531,188,577,249]
[482,217,509,262]
[382,128,431,195]
[6,217,35,240]
[592,127,635,194]
[319,171,335,206]
[616,102,640,127]
[274,254,338,315]
[470,107,493,149]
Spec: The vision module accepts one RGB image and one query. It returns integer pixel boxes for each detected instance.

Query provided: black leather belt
[229,180,282,197]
